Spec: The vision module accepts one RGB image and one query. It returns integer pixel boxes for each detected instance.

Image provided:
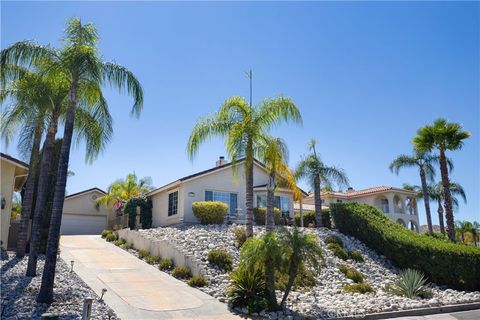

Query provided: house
[61,187,115,235]
[147,157,301,226]
[1,153,28,249]
[296,186,420,232]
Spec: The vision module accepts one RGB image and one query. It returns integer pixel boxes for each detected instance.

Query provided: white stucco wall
[150,184,184,227]
[63,190,113,218]
[1,161,15,248]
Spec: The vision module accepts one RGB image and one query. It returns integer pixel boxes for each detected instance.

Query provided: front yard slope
[331,203,480,291]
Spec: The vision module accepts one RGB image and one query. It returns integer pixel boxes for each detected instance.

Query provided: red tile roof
[308,185,416,199]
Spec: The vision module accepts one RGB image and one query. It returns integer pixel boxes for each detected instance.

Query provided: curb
[336,302,480,319]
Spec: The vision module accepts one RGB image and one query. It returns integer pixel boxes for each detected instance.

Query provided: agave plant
[387,269,433,299]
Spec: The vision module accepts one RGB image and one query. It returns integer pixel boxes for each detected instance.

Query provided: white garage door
[61,214,107,235]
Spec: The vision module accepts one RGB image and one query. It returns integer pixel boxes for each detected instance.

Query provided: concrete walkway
[386,309,480,320]
[60,235,241,319]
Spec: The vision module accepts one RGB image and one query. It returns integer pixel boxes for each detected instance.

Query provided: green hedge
[331,203,480,291]
[253,208,281,225]
[294,209,331,228]
[192,201,227,224]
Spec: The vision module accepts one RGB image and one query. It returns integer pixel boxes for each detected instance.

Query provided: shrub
[233,227,247,247]
[145,254,161,265]
[294,209,331,228]
[276,265,317,290]
[325,235,344,247]
[327,243,348,260]
[172,266,191,279]
[348,250,364,262]
[337,264,364,283]
[105,233,117,242]
[121,242,133,250]
[227,267,267,313]
[331,203,480,290]
[192,201,227,224]
[101,229,112,238]
[138,249,149,259]
[188,275,208,287]
[208,249,233,271]
[159,258,174,271]
[386,269,433,299]
[114,238,126,246]
[343,283,375,294]
[253,208,281,225]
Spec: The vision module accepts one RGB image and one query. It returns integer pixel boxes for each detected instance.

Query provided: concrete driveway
[60,235,241,319]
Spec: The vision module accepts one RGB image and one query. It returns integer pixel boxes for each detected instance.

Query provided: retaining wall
[117,228,205,276]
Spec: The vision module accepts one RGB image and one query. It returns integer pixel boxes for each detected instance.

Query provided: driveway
[60,235,241,319]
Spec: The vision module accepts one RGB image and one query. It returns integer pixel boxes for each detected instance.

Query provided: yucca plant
[387,269,433,299]
[227,267,266,312]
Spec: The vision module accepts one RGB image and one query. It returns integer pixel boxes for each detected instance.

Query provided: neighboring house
[297,186,420,232]
[61,187,115,235]
[1,153,28,249]
[147,157,301,227]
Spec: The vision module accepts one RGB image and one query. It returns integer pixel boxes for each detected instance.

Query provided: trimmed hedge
[192,201,228,224]
[294,209,332,228]
[253,208,281,225]
[331,203,480,291]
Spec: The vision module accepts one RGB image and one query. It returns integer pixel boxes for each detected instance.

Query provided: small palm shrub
[138,249,149,259]
[187,275,208,287]
[114,238,126,246]
[253,208,281,225]
[192,201,228,224]
[101,229,112,238]
[227,267,267,313]
[348,250,364,262]
[233,227,247,247]
[208,249,233,271]
[337,264,364,283]
[325,235,344,247]
[327,243,348,260]
[172,266,191,279]
[343,283,375,294]
[159,258,174,271]
[386,269,433,299]
[105,233,117,242]
[276,265,316,290]
[146,254,161,265]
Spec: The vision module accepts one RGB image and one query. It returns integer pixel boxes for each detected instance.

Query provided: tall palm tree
[455,220,473,244]
[187,95,301,238]
[295,139,348,227]
[401,183,420,217]
[389,152,446,236]
[413,118,471,241]
[1,18,143,303]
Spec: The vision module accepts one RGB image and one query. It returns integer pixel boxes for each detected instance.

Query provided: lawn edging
[117,228,205,276]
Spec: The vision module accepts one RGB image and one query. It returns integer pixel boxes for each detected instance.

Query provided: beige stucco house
[148,157,299,227]
[1,153,28,249]
[297,186,420,232]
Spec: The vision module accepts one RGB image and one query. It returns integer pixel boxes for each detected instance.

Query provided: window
[205,190,238,214]
[257,194,267,208]
[168,191,178,216]
[337,199,343,203]
[257,194,290,216]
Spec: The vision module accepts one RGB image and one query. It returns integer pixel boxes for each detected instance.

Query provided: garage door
[61,214,107,235]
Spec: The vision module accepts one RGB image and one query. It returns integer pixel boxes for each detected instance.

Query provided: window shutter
[230,193,237,214]
[205,190,213,201]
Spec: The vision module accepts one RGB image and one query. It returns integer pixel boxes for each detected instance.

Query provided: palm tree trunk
[419,168,433,236]
[314,175,322,227]
[26,114,59,276]
[299,198,304,227]
[280,260,298,307]
[266,172,275,232]
[438,202,445,235]
[38,85,77,303]
[245,151,254,238]
[439,150,454,241]
[16,123,42,258]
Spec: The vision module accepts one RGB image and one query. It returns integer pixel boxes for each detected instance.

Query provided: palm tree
[295,139,349,227]
[455,220,473,244]
[1,18,143,303]
[389,152,446,236]
[413,118,471,241]
[96,172,153,214]
[401,183,420,217]
[471,221,479,247]
[279,227,323,307]
[187,95,301,238]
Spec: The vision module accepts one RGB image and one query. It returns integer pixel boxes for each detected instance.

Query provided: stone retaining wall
[117,228,205,276]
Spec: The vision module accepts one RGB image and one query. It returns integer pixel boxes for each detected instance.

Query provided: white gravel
[136,224,480,319]
[1,251,118,320]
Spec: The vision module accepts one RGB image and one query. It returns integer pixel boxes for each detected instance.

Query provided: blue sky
[2,1,479,225]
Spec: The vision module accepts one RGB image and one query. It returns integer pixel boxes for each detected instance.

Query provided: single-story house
[296,186,420,232]
[147,157,303,227]
[1,153,28,249]
[61,187,115,235]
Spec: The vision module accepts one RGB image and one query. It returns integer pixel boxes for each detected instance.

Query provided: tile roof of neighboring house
[308,185,416,199]
[65,187,106,199]
[0,152,28,169]
[293,203,329,211]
